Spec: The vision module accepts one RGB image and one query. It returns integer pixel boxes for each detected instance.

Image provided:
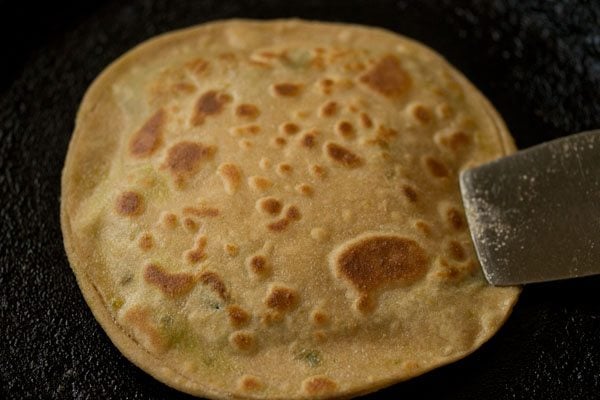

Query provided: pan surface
[1,1,599,399]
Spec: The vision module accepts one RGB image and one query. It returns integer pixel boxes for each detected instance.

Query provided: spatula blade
[460,130,600,286]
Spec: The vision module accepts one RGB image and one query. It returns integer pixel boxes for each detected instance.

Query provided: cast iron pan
[1,1,599,399]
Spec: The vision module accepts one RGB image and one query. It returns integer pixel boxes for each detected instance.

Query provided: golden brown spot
[196,235,208,249]
[271,137,286,148]
[335,120,355,139]
[324,142,363,168]
[310,164,327,178]
[185,58,209,76]
[440,259,476,279]
[354,294,376,313]
[163,141,215,180]
[227,305,250,328]
[401,184,418,203]
[191,90,231,126]
[199,271,229,301]
[302,376,338,396]
[230,124,261,136]
[438,130,471,153]
[229,330,255,351]
[267,218,290,232]
[217,163,242,195]
[160,212,178,229]
[248,176,273,192]
[276,163,293,176]
[183,217,199,232]
[184,249,205,264]
[123,306,169,353]
[224,243,239,256]
[448,240,466,261]
[411,104,433,123]
[319,101,338,117]
[235,103,260,119]
[144,264,196,298]
[374,125,398,143]
[265,285,299,312]
[300,130,318,149]
[238,375,263,392]
[247,255,269,276]
[129,109,166,158]
[319,78,334,94]
[311,310,329,326]
[415,220,432,237]
[260,311,283,326]
[183,206,220,217]
[295,183,313,196]
[424,156,450,178]
[286,205,301,221]
[334,234,429,294]
[272,83,302,97]
[256,197,282,215]
[138,233,154,251]
[259,157,272,170]
[280,122,300,135]
[446,207,466,231]
[116,191,144,217]
[360,112,373,128]
[359,55,411,98]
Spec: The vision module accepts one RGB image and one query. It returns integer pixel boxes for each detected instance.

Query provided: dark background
[1,0,599,399]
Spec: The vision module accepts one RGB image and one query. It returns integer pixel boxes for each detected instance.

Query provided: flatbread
[61,19,519,399]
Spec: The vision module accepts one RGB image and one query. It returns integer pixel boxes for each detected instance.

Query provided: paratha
[61,19,519,399]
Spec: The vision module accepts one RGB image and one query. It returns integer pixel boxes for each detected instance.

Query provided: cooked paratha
[61,19,519,399]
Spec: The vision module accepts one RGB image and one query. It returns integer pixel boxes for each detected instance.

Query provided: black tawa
[1,1,599,399]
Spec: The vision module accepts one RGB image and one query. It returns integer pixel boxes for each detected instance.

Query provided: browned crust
[61,19,519,400]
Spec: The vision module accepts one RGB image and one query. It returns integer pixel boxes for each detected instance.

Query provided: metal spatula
[459,130,600,285]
